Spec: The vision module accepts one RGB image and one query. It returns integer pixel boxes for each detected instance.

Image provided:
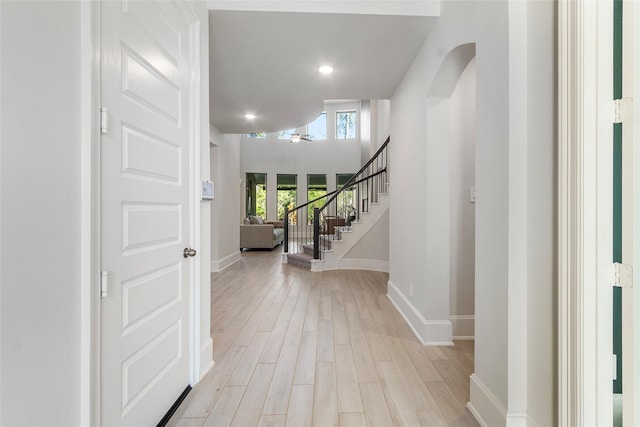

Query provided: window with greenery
[336,111,357,139]
[307,113,327,140]
[336,173,356,220]
[307,174,327,224]
[246,173,267,219]
[277,174,297,222]
[277,129,296,140]
[246,132,266,139]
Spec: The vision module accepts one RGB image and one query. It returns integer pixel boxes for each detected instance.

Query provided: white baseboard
[468,374,507,427]
[338,258,389,272]
[199,338,214,381]
[506,412,529,426]
[210,251,241,272]
[387,280,453,346]
[450,314,475,339]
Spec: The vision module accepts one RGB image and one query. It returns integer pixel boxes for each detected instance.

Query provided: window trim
[335,110,357,140]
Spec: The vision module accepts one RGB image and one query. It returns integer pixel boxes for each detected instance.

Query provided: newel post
[313,207,320,259]
[283,207,289,254]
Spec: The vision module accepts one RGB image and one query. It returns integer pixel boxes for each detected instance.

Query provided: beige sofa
[240,216,285,250]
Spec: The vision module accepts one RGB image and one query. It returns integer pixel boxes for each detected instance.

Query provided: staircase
[285,234,335,269]
[283,137,390,271]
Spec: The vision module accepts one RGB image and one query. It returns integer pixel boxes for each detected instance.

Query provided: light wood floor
[169,248,478,427]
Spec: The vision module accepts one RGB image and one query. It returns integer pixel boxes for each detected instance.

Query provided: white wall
[525,1,555,425]
[362,99,391,163]
[389,0,555,424]
[360,100,372,165]
[241,101,362,221]
[1,2,83,424]
[449,58,476,338]
[390,0,506,395]
[373,99,391,152]
[343,210,389,267]
[210,127,242,271]
[424,96,452,341]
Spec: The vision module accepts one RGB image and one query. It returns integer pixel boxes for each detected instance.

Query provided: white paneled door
[100,1,197,425]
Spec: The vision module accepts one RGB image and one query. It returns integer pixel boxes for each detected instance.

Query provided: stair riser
[286,252,313,269]
[288,258,311,269]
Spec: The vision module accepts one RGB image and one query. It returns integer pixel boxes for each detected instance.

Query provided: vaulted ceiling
[208,2,438,134]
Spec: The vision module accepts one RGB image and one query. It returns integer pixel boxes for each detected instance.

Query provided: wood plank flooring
[169,249,478,427]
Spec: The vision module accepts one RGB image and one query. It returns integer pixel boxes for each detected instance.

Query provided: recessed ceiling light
[245,113,256,120]
[318,65,334,75]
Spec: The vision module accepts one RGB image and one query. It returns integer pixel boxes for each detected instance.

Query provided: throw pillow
[248,215,264,224]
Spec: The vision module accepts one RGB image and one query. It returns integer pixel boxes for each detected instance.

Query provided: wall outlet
[409,282,414,298]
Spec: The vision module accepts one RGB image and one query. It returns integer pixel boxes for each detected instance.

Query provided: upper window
[277,129,296,140]
[307,113,327,140]
[246,132,266,139]
[336,111,357,139]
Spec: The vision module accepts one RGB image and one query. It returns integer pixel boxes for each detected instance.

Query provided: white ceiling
[208,7,437,133]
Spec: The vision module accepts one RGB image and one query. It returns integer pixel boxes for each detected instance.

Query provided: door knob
[183,248,197,258]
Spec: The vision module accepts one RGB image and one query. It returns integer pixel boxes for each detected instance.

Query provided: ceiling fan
[290,133,312,143]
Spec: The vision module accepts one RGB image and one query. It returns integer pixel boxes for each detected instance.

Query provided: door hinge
[101,270,109,298]
[100,107,108,134]
[611,262,633,288]
[612,98,633,124]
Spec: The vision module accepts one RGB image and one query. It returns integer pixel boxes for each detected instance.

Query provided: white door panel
[100,1,195,425]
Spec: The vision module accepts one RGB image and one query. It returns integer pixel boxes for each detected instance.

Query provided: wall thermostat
[201,180,214,200]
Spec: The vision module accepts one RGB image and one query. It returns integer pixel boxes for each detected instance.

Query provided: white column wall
[472,2,511,417]
[525,1,556,425]
[196,0,213,378]
[1,2,83,424]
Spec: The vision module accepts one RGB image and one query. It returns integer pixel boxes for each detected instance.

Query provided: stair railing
[313,136,390,259]
[283,188,340,259]
[284,136,390,262]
